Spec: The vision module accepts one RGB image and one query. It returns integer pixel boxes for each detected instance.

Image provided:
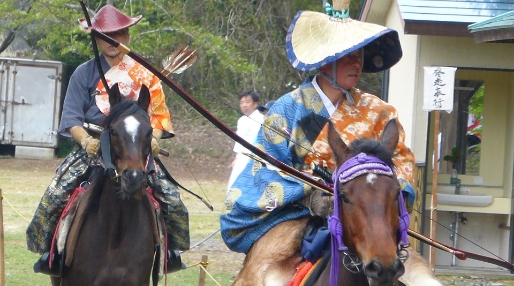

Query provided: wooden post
[198,254,208,286]
[0,188,5,286]
[429,111,440,270]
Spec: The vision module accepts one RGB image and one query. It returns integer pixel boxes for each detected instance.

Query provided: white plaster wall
[380,2,514,271]
[384,14,514,165]
[385,5,420,156]
[418,36,514,70]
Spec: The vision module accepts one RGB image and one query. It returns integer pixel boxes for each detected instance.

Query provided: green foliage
[55,136,75,158]
[469,84,484,117]
[1,0,372,127]
[443,147,460,164]
[358,72,383,96]
[468,84,484,138]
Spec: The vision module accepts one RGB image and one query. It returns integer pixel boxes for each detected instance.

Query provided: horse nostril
[392,258,405,277]
[364,260,383,278]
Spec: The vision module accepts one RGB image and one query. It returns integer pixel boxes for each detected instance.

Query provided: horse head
[103,83,153,199]
[328,119,406,286]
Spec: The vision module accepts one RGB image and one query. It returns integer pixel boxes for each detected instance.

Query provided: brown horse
[233,119,441,286]
[51,84,159,286]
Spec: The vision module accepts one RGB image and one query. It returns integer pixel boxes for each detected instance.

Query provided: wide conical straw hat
[286,0,402,73]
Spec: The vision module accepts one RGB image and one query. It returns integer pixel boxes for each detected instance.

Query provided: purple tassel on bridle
[397,189,410,246]
[328,153,409,286]
[328,166,346,286]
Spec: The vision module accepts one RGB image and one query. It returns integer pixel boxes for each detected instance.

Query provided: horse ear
[327,121,350,167]
[380,119,400,152]
[108,83,123,107]
[138,85,151,112]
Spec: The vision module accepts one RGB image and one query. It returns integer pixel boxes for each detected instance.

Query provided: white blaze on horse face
[366,173,377,185]
[123,115,140,143]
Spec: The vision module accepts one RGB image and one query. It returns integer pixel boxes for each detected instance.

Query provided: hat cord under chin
[319,63,355,105]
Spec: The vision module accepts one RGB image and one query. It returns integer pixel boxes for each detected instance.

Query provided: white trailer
[0,57,64,159]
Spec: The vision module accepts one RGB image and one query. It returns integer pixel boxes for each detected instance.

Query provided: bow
[78,31,329,194]
[78,1,109,93]
[78,4,514,272]
[408,229,514,271]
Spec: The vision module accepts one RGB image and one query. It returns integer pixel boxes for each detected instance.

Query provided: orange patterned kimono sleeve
[304,90,415,185]
[147,76,173,133]
[127,58,173,133]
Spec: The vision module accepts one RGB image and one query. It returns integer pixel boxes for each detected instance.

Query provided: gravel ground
[437,268,514,285]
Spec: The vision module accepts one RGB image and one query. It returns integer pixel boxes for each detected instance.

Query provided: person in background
[221,0,441,284]
[257,100,276,117]
[226,90,264,191]
[26,4,189,276]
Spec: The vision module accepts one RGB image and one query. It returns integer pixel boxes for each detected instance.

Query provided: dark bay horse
[51,84,159,286]
[233,119,440,286]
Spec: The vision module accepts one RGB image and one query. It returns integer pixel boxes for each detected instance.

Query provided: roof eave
[359,0,394,25]
[471,27,514,43]
[404,21,474,38]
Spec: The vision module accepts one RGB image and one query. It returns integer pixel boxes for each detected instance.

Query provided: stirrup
[33,252,61,277]
[166,250,185,273]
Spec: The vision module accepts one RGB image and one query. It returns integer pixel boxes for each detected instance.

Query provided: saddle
[288,217,331,286]
[48,183,165,282]
[288,252,331,286]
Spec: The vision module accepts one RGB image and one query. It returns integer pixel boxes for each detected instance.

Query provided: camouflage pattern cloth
[148,168,190,251]
[26,145,190,254]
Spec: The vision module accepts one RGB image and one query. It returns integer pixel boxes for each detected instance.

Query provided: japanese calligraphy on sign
[423,66,457,112]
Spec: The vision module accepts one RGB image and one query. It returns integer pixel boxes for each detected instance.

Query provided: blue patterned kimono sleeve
[220,80,328,254]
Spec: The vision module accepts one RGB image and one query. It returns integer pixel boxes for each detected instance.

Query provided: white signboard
[423,66,457,112]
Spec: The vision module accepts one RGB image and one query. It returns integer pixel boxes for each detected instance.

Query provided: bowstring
[114,51,507,261]
[113,51,328,210]
[90,36,213,208]
[411,207,508,263]
[165,76,328,166]
[85,14,326,182]
[101,46,511,264]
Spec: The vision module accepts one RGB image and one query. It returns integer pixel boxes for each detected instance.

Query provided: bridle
[99,101,156,182]
[328,152,410,286]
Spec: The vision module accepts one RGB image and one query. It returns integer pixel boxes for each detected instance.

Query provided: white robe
[227,109,264,190]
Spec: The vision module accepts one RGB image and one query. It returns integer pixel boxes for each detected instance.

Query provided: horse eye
[340,192,350,203]
[110,129,118,137]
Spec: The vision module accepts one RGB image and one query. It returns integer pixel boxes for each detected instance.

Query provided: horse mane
[84,166,109,196]
[80,166,126,215]
[349,139,395,168]
[103,99,148,127]
[80,166,108,209]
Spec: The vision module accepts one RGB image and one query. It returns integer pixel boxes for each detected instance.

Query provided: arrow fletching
[161,44,197,76]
